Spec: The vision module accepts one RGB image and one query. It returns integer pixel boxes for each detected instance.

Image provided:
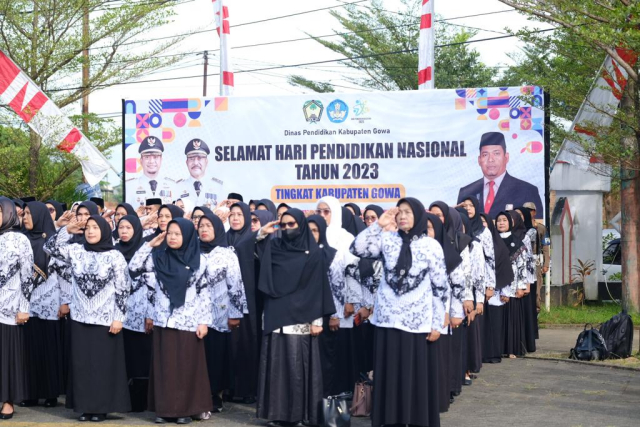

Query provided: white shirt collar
[483,171,507,190]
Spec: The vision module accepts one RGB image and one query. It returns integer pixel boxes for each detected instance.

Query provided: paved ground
[7,328,640,427]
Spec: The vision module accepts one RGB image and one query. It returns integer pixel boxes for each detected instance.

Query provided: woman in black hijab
[112,203,136,238]
[45,200,65,224]
[44,214,131,422]
[0,198,34,420]
[344,202,362,218]
[496,212,528,359]
[198,209,247,413]
[362,204,383,227]
[251,210,274,232]
[256,199,278,218]
[257,209,335,427]
[276,203,289,220]
[20,202,65,409]
[351,198,446,427]
[515,206,538,353]
[341,206,366,236]
[225,202,266,403]
[130,218,213,424]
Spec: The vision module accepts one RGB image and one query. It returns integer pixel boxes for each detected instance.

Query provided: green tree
[0,0,190,199]
[288,0,497,92]
[498,0,640,313]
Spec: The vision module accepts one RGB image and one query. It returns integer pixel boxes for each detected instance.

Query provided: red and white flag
[0,50,114,186]
[212,0,234,95]
[555,48,638,170]
[418,0,434,90]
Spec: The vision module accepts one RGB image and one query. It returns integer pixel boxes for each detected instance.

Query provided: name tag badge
[136,190,146,195]
[181,192,190,198]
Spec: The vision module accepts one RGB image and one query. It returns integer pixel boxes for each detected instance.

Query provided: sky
[82,0,551,184]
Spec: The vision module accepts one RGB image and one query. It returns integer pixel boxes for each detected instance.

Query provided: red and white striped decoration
[0,50,114,186]
[212,0,234,95]
[418,0,434,90]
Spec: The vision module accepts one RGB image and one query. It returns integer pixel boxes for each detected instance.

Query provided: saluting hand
[142,215,158,230]
[148,231,167,248]
[377,207,398,229]
[66,217,87,234]
[136,206,146,217]
[56,210,74,228]
[261,220,280,235]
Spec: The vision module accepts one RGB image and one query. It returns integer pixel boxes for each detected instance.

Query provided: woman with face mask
[0,198,34,420]
[129,218,214,424]
[197,208,247,413]
[256,209,335,427]
[351,198,448,427]
[44,214,131,422]
[20,202,64,410]
[494,212,528,359]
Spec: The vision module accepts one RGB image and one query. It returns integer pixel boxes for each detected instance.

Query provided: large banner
[123,86,546,218]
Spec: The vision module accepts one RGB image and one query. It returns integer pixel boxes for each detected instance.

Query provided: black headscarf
[198,208,228,254]
[516,206,535,231]
[429,201,455,241]
[252,210,274,227]
[509,210,527,241]
[152,218,201,312]
[113,203,137,239]
[344,203,362,217]
[257,199,278,218]
[462,196,485,238]
[455,207,475,251]
[426,212,462,273]
[341,206,366,237]
[226,202,260,327]
[276,203,290,216]
[363,204,383,220]
[307,214,337,267]
[479,213,514,290]
[24,201,56,274]
[46,200,65,221]
[115,215,144,262]
[70,201,100,244]
[83,215,116,253]
[449,207,472,253]
[0,197,20,235]
[388,197,429,295]
[497,211,525,260]
[258,208,335,334]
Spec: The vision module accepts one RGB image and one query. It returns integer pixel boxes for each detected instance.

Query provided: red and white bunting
[418,0,434,90]
[0,50,114,186]
[555,48,638,169]
[212,0,234,96]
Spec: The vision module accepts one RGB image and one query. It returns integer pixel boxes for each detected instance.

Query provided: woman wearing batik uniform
[516,206,538,353]
[115,214,152,412]
[455,207,486,384]
[428,201,466,410]
[21,202,65,409]
[351,198,447,427]
[495,211,528,359]
[0,197,34,420]
[129,218,213,424]
[308,215,359,396]
[257,209,335,427]
[44,215,131,422]
[197,208,247,413]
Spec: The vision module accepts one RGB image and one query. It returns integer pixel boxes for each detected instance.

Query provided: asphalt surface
[7,329,640,427]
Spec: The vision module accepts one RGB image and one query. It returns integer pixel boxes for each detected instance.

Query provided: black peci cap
[227,192,243,202]
[479,132,506,152]
[90,197,104,209]
[185,138,210,156]
[138,136,164,154]
[20,196,36,203]
[146,198,162,206]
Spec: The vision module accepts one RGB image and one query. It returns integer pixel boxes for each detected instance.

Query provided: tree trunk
[28,129,41,194]
[619,77,640,314]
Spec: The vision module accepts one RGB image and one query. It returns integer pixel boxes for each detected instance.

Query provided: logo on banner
[351,99,371,123]
[327,99,348,123]
[303,100,324,123]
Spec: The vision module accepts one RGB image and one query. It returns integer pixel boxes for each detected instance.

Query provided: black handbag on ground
[321,392,352,427]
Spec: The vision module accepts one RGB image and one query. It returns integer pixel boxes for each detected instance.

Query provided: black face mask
[283,227,302,240]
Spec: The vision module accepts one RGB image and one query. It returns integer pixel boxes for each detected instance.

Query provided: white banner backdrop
[123,86,546,218]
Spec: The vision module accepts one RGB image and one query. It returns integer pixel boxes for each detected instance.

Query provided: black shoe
[43,398,58,408]
[90,414,106,422]
[176,417,192,425]
[267,422,295,427]
[19,400,38,407]
[78,414,91,422]
[470,374,478,380]
[463,378,472,386]
[242,396,256,404]
[0,412,13,420]
[449,392,455,404]
[154,417,166,424]
[453,391,460,397]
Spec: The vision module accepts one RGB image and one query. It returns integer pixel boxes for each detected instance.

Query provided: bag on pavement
[569,323,609,361]
[350,373,372,417]
[322,392,351,427]
[599,311,634,359]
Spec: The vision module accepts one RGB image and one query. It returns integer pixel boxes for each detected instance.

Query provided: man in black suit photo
[457,132,543,219]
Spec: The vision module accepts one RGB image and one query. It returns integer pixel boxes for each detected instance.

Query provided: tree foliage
[289,0,497,92]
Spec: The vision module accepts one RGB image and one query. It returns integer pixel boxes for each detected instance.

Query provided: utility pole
[203,51,209,97]
[82,2,90,134]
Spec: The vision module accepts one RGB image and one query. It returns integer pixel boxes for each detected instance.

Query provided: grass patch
[539,303,640,326]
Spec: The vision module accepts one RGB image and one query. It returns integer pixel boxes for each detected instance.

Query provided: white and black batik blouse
[129,243,213,332]
[350,222,449,334]
[0,231,34,326]
[44,227,129,326]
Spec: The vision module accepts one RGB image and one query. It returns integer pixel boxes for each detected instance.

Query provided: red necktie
[484,181,495,214]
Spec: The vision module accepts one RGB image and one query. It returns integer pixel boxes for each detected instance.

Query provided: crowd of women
[0,192,543,427]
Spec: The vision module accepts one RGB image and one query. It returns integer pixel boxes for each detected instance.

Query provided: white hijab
[317,196,355,252]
